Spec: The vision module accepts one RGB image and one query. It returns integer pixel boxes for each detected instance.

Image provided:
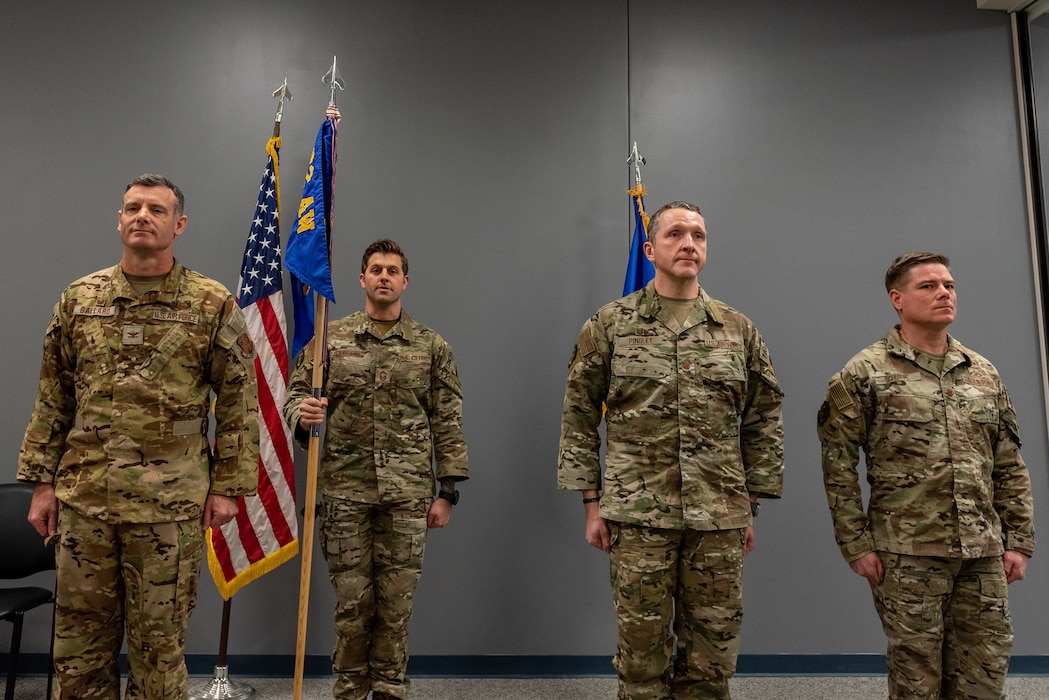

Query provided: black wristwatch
[750,500,760,517]
[438,489,459,506]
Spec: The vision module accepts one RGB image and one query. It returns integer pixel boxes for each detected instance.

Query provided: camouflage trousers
[870,553,1013,700]
[319,497,430,700]
[52,504,204,700]
[608,523,745,700]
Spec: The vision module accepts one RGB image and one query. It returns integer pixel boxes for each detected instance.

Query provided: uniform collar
[110,259,185,305]
[352,308,415,341]
[884,325,968,374]
[635,281,722,331]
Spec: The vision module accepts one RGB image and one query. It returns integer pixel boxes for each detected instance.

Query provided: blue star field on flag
[239,155,284,308]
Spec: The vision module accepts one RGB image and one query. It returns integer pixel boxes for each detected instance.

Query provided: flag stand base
[189,665,256,700]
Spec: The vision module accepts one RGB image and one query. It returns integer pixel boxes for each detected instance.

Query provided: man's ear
[888,289,903,312]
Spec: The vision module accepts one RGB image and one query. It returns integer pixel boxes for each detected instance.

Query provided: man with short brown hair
[818,252,1035,699]
[19,173,259,698]
[285,238,468,700]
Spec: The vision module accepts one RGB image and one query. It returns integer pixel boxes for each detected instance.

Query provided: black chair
[0,482,56,700]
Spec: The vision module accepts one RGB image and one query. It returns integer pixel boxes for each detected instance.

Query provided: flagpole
[629,141,645,192]
[623,141,654,296]
[294,57,343,700]
[191,79,293,700]
[627,141,649,231]
[293,294,326,700]
[189,601,251,700]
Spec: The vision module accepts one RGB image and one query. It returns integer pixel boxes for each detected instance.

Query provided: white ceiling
[977,0,1049,18]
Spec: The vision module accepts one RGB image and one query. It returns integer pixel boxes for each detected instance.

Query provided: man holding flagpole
[284,238,469,700]
[18,173,260,699]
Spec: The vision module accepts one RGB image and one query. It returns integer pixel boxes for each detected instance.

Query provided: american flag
[207,136,299,599]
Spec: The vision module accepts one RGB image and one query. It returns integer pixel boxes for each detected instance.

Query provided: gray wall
[2,0,1046,661]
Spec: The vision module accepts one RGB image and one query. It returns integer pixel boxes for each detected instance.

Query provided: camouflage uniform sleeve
[430,338,468,481]
[740,330,784,498]
[18,301,75,483]
[993,383,1036,557]
[817,368,876,562]
[208,299,260,497]
[282,338,319,450]
[558,314,611,491]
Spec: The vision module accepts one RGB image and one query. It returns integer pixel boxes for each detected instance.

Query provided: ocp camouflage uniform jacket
[18,260,260,523]
[283,310,468,504]
[817,326,1036,562]
[558,283,784,531]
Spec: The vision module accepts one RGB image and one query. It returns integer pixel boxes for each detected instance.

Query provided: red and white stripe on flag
[207,136,299,600]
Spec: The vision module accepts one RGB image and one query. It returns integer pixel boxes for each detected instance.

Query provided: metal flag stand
[189,78,293,700]
[188,598,256,700]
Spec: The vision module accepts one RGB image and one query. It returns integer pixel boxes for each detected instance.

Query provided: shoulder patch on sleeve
[578,327,596,358]
[567,326,598,372]
[828,379,855,414]
[45,303,61,337]
[217,310,248,349]
[236,332,255,360]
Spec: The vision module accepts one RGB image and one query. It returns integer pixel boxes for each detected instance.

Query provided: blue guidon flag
[285,112,338,356]
[623,184,654,295]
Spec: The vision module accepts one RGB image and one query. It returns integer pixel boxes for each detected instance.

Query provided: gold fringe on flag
[207,535,300,600]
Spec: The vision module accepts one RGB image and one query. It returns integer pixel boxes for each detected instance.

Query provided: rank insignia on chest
[122,325,144,345]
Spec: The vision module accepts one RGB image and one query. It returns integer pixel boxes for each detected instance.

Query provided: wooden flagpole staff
[294,56,344,700]
[292,293,327,700]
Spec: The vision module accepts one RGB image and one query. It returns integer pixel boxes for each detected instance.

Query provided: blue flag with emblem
[623,185,654,295]
[285,114,338,357]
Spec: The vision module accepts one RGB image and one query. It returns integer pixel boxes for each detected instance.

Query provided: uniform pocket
[693,349,747,431]
[320,500,365,572]
[388,511,428,567]
[870,395,937,467]
[977,571,1011,632]
[610,526,675,611]
[327,359,371,433]
[966,395,1000,454]
[608,355,671,437]
[879,566,949,639]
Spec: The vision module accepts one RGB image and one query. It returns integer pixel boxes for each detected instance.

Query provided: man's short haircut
[125,174,185,215]
[646,201,704,241]
[885,251,952,293]
[361,238,409,275]
[884,252,951,293]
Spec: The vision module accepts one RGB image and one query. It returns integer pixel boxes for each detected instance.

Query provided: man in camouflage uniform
[284,238,468,700]
[558,201,784,700]
[18,174,260,699]
[817,252,1035,700]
